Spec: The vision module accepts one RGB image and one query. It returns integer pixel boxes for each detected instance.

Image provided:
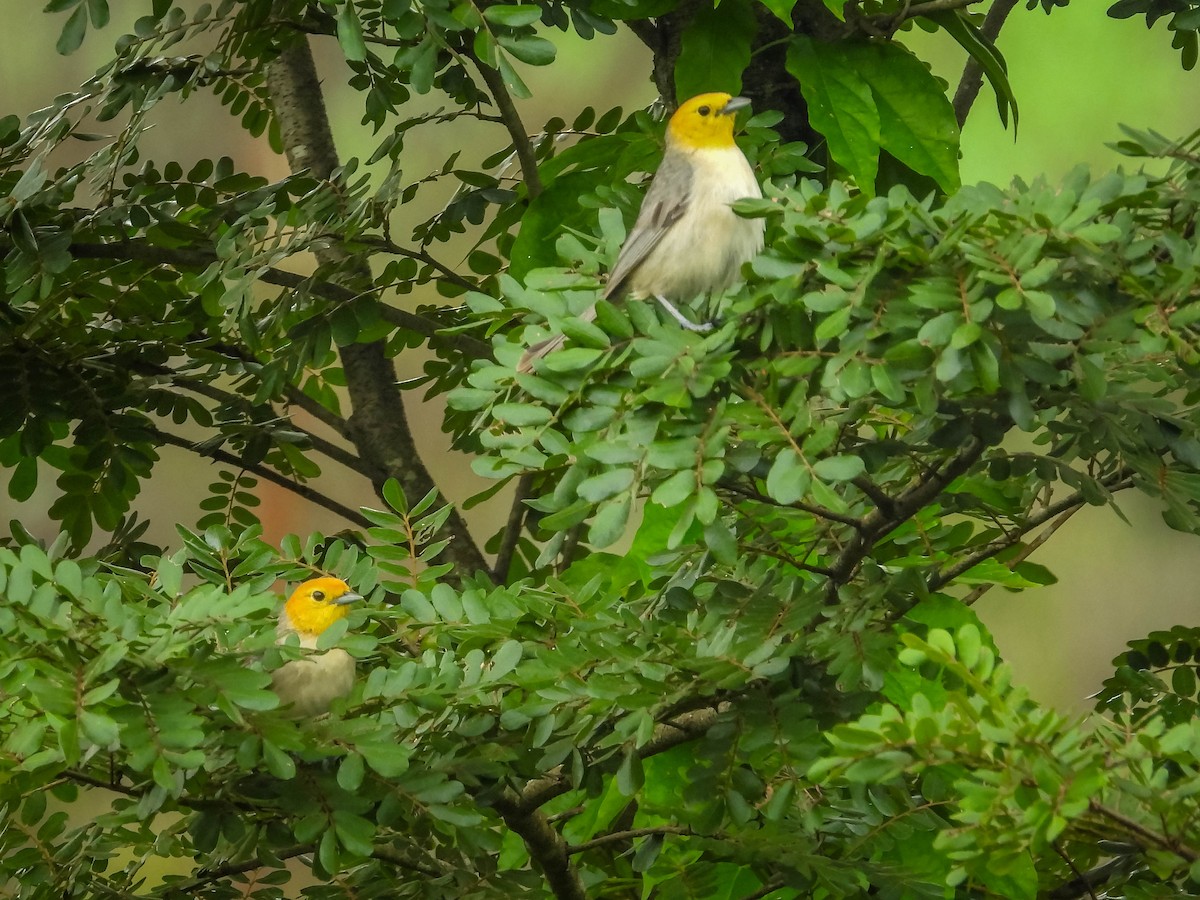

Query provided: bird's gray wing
[602,151,694,300]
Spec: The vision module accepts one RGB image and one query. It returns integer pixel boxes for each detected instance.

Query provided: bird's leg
[653,295,714,332]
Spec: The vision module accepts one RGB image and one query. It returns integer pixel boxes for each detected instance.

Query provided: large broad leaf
[787,37,881,189]
[929,9,1019,131]
[852,41,961,193]
[787,37,960,194]
[674,0,757,101]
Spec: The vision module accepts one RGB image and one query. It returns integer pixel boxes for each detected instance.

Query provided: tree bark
[265,38,488,581]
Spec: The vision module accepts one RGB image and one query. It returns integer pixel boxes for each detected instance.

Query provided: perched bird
[518,92,765,373]
[271,577,363,717]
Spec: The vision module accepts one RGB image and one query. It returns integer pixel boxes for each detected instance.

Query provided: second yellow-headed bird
[518,92,765,373]
[271,577,362,718]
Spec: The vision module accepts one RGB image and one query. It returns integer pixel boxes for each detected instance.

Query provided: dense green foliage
[4,0,1200,897]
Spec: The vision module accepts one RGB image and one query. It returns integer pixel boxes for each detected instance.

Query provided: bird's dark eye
[698,105,711,116]
[312,590,326,601]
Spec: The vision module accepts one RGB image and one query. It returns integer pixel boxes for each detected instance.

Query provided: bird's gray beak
[721,96,752,115]
[334,591,364,606]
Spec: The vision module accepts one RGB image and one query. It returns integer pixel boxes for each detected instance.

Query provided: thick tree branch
[154,427,372,529]
[266,38,488,580]
[491,791,585,900]
[953,0,1020,126]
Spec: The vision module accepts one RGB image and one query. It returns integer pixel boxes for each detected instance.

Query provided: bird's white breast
[630,145,764,301]
[273,611,355,717]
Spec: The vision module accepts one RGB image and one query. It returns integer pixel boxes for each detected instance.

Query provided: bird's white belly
[271,649,355,718]
[630,147,764,301]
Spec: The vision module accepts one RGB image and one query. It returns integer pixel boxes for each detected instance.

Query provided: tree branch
[467,51,543,200]
[567,825,693,855]
[266,37,489,581]
[284,383,353,439]
[491,790,585,900]
[722,479,866,530]
[1089,801,1200,862]
[153,844,314,897]
[64,240,490,358]
[928,473,1135,595]
[493,473,531,582]
[154,374,383,481]
[952,0,1020,126]
[517,707,723,813]
[855,0,985,35]
[826,434,988,602]
[154,427,373,529]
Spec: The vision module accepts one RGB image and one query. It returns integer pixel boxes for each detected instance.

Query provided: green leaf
[930,9,1018,130]
[577,468,635,503]
[483,4,543,26]
[812,455,864,482]
[588,495,631,547]
[766,450,811,505]
[674,0,757,100]
[787,36,881,190]
[498,34,556,66]
[336,3,368,62]
[758,0,796,25]
[56,4,88,55]
[852,42,961,192]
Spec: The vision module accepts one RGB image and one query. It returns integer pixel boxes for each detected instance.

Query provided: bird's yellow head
[282,577,362,638]
[665,93,751,151]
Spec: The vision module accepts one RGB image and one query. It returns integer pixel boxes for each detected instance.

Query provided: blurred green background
[2,3,1198,712]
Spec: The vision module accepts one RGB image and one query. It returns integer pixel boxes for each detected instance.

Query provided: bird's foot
[654,295,714,332]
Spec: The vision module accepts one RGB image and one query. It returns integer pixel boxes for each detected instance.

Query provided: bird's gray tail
[517,304,598,374]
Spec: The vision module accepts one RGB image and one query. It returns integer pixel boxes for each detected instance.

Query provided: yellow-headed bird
[518,92,764,373]
[271,577,362,717]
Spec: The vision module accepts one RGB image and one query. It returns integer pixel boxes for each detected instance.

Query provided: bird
[518,92,765,374]
[270,577,363,718]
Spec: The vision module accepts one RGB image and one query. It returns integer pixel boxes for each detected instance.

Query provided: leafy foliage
[3,0,1200,898]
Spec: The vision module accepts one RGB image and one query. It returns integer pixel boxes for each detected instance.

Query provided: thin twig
[1089,800,1200,862]
[154,427,372,529]
[368,845,442,878]
[493,473,532,582]
[953,0,1020,126]
[467,53,543,199]
[825,434,987,601]
[931,473,1134,597]
[1051,840,1099,900]
[65,240,490,357]
[858,0,985,34]
[158,375,381,480]
[721,480,865,530]
[284,384,353,439]
[567,825,693,855]
[517,707,723,813]
[738,879,786,900]
[352,235,478,291]
[151,844,313,896]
